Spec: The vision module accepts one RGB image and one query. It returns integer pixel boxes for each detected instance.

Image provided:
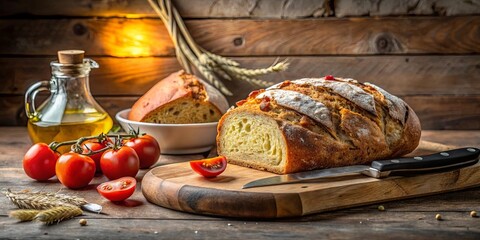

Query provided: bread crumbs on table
[79,219,87,226]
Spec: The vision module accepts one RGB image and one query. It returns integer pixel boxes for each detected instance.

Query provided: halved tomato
[189,156,227,178]
[97,177,136,201]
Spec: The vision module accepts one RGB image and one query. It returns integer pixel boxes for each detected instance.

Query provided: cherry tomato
[23,143,59,181]
[124,134,161,169]
[100,146,139,180]
[56,152,96,189]
[82,141,109,173]
[97,177,136,201]
[189,156,227,178]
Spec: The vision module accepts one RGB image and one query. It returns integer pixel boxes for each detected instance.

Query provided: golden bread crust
[217,77,422,174]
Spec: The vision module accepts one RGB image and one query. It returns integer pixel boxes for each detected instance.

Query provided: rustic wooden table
[0,127,479,239]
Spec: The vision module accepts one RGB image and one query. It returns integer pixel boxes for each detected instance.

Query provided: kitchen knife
[242,147,480,189]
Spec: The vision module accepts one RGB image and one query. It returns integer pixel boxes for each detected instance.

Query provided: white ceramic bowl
[115,109,218,154]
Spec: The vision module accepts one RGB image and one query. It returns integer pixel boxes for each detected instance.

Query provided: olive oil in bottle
[27,111,113,153]
[25,50,113,152]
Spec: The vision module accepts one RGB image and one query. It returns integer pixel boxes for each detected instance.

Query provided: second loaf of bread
[128,71,229,124]
[216,76,421,174]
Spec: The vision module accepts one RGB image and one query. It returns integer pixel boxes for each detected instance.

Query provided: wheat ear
[34,206,83,225]
[148,0,288,93]
[9,209,41,222]
[3,189,87,210]
[221,60,289,77]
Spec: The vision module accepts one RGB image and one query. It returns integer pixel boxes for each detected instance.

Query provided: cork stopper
[57,50,85,64]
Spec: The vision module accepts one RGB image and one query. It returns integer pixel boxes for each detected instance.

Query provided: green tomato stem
[80,145,112,156]
[48,133,139,153]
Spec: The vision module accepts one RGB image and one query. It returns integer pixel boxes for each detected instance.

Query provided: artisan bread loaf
[129,71,229,124]
[217,76,421,174]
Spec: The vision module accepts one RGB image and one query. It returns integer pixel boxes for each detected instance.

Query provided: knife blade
[242,147,480,189]
[81,203,103,213]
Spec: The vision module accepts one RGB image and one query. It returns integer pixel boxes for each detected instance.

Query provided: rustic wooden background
[0,0,479,129]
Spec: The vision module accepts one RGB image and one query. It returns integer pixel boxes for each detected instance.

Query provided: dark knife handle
[371,147,480,172]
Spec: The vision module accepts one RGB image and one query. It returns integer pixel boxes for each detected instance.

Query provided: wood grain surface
[1,17,479,56]
[141,144,480,218]
[2,56,479,96]
[1,127,479,239]
[403,96,480,130]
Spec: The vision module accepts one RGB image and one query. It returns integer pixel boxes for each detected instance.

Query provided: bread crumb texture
[143,99,222,124]
[218,113,286,173]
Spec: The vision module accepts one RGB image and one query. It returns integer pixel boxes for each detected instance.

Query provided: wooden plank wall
[0,0,479,129]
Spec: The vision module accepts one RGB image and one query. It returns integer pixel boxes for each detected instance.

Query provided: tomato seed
[201,162,221,169]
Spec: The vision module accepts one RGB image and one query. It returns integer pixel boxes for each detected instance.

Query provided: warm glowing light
[103,22,152,57]
[125,14,143,19]
[127,46,146,56]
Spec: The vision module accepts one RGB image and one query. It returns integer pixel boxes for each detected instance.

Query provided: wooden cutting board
[142,142,480,218]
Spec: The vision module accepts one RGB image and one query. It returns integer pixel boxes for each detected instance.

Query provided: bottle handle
[25,81,51,119]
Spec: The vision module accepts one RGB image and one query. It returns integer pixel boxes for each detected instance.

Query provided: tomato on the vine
[124,134,161,169]
[190,156,227,178]
[97,177,136,201]
[82,141,109,173]
[56,153,96,189]
[23,143,59,181]
[100,146,139,180]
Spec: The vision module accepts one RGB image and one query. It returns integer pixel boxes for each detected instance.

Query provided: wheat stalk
[9,209,41,222]
[148,0,288,95]
[220,60,289,78]
[233,74,274,87]
[203,52,240,67]
[3,189,87,210]
[34,206,83,225]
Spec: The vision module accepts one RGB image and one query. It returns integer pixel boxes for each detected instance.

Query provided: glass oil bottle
[25,50,113,152]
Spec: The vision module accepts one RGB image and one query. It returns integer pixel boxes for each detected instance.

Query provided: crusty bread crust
[202,78,229,114]
[280,105,420,174]
[217,77,422,174]
[129,71,190,122]
[389,105,421,157]
[128,70,229,123]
